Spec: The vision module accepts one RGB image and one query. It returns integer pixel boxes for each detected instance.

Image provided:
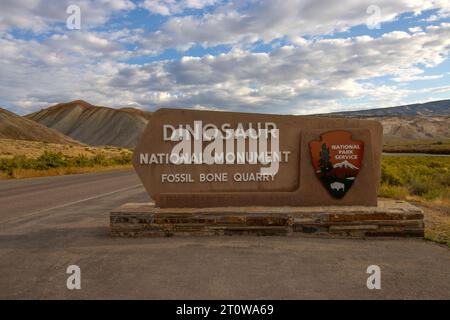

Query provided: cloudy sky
[1,0,450,115]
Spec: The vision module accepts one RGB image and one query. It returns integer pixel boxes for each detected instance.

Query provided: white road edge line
[0,184,142,225]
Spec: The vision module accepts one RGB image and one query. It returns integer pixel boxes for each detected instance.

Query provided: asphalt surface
[0,170,141,223]
[0,170,450,299]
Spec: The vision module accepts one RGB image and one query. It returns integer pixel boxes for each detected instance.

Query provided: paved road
[0,170,450,299]
[0,170,142,223]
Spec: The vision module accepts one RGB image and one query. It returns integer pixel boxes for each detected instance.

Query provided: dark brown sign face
[309,131,364,199]
[133,108,383,208]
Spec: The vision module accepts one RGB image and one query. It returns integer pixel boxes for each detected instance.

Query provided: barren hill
[377,116,450,143]
[26,100,152,148]
[0,107,80,144]
[119,107,153,120]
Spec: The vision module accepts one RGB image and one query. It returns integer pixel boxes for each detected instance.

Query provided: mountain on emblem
[333,160,359,169]
[309,131,364,199]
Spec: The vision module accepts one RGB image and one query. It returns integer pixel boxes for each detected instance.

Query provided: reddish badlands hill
[0,107,80,144]
[27,100,152,148]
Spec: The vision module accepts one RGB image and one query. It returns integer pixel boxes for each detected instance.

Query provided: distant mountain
[327,100,449,117]
[0,107,80,144]
[26,100,152,148]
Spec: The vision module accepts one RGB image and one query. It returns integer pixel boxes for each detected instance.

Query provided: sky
[0,0,450,115]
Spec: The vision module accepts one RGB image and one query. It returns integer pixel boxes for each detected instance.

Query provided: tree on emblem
[319,143,333,174]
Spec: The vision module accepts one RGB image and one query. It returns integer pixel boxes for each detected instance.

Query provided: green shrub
[381,155,450,201]
[92,154,107,166]
[0,158,15,175]
[0,151,132,177]
[409,177,442,198]
[36,151,68,169]
[73,154,91,167]
[381,164,402,185]
[112,152,132,165]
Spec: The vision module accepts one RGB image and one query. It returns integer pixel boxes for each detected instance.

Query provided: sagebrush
[0,151,131,177]
[380,156,450,201]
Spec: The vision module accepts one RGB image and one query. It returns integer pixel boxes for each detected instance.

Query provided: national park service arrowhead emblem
[309,131,364,199]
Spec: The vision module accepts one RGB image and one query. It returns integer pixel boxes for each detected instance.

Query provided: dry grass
[378,184,410,199]
[0,138,131,159]
[414,201,450,248]
[1,165,132,179]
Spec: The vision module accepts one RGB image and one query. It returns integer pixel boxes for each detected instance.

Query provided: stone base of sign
[110,199,424,238]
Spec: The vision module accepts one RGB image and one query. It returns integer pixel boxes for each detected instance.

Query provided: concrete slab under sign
[110,199,424,238]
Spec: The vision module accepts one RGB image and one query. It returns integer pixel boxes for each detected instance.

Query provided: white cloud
[408,26,423,33]
[142,0,450,52]
[2,22,450,114]
[141,0,217,15]
[0,0,136,33]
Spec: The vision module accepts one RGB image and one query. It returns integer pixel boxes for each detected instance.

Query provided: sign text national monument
[111,109,424,238]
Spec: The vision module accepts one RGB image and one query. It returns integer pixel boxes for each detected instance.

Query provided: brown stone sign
[133,108,383,208]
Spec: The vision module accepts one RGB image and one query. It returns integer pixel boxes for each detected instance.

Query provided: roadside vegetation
[380,155,449,201]
[0,139,132,179]
[0,138,128,159]
[0,151,131,179]
[380,155,450,247]
[383,139,450,154]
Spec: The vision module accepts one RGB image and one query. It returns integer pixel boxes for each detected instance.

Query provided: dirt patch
[415,201,450,247]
